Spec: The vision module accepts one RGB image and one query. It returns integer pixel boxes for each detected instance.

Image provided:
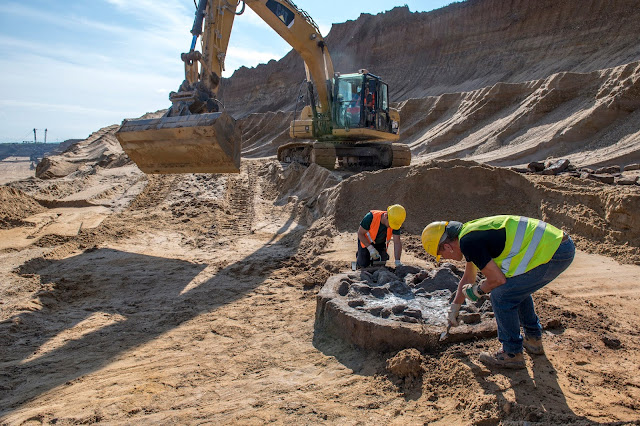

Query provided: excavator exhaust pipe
[115,111,241,174]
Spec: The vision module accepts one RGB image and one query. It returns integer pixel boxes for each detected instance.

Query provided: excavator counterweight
[115,112,241,174]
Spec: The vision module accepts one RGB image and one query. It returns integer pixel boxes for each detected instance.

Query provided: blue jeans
[490,237,575,354]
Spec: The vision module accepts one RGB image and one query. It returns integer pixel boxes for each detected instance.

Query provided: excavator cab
[332,71,399,140]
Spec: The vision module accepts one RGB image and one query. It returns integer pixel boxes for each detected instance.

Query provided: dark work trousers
[356,241,389,268]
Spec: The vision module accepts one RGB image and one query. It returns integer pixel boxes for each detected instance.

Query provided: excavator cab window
[380,83,389,111]
[333,74,391,132]
[334,75,363,129]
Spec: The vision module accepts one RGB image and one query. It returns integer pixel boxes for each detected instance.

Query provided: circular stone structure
[315,264,498,352]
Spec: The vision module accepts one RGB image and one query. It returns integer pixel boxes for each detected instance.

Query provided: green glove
[463,283,484,302]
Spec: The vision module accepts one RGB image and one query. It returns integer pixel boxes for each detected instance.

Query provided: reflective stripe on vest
[360,210,393,248]
[459,215,563,277]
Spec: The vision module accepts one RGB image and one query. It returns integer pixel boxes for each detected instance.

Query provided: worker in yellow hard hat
[422,215,575,369]
[356,204,406,268]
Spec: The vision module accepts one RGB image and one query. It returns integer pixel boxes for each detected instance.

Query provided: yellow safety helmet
[387,204,406,230]
[421,221,449,262]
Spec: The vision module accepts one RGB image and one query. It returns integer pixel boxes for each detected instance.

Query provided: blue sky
[0,0,453,143]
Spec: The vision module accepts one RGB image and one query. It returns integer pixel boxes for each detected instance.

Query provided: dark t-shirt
[360,212,401,244]
[459,228,506,270]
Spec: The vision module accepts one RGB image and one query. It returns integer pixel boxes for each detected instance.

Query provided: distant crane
[31,128,47,143]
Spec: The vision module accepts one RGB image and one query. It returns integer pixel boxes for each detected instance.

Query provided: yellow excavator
[115,0,410,173]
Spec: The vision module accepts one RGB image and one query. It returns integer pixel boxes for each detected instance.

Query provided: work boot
[478,350,525,369]
[523,335,545,355]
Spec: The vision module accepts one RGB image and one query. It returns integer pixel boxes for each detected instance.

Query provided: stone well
[315,264,497,352]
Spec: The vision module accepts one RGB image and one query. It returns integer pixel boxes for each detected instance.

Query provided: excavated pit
[315,264,498,352]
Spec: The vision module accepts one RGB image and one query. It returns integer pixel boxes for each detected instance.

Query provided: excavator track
[278,141,411,171]
[391,143,411,167]
[277,142,336,170]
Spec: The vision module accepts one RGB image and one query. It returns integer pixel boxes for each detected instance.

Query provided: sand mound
[319,160,640,264]
[0,187,45,229]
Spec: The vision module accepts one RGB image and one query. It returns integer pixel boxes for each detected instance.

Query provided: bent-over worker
[421,215,574,369]
[356,204,406,268]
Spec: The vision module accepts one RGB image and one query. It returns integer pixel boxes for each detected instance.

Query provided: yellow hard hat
[421,221,448,262]
[387,204,406,230]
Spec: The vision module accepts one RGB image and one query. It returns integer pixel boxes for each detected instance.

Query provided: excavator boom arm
[196,0,334,112]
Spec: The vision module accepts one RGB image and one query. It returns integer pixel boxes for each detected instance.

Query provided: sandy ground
[0,158,36,185]
[1,159,639,425]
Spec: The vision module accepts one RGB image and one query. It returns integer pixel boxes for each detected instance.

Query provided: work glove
[395,260,403,267]
[367,244,380,261]
[462,283,486,302]
[448,303,461,327]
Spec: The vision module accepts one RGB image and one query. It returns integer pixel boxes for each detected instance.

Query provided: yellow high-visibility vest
[460,215,564,277]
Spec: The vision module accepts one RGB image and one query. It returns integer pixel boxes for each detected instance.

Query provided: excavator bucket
[115,112,241,174]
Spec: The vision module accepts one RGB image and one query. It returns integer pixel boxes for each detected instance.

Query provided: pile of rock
[511,160,640,186]
[314,265,497,352]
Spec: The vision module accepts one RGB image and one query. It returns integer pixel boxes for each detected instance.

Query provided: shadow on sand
[0,210,306,417]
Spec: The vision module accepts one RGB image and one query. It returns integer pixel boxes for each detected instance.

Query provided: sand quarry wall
[234,60,640,169]
[219,0,640,115]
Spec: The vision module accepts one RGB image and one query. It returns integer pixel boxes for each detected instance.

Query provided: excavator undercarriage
[277,141,411,171]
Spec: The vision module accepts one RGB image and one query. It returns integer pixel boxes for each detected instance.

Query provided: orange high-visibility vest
[360,210,393,248]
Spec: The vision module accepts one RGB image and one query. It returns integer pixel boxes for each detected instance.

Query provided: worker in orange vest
[363,86,376,128]
[356,204,406,268]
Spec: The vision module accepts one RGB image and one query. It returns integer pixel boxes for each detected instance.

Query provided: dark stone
[412,270,430,283]
[373,269,399,286]
[368,306,384,317]
[615,177,637,186]
[588,174,615,184]
[415,268,460,293]
[350,284,371,295]
[395,264,421,279]
[389,281,411,295]
[348,299,365,308]
[542,158,570,175]
[602,334,622,349]
[403,308,423,319]
[414,288,427,296]
[392,304,408,314]
[623,163,640,171]
[460,312,481,324]
[338,281,349,296]
[441,262,462,276]
[595,165,621,174]
[371,287,390,298]
[528,161,545,172]
[356,271,374,283]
